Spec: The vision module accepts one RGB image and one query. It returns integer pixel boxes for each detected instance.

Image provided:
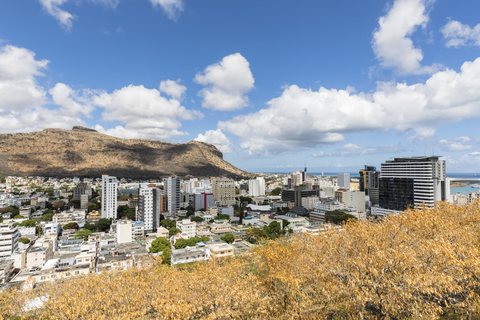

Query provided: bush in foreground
[2,201,480,319]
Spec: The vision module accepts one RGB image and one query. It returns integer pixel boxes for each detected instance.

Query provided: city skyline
[1,0,480,173]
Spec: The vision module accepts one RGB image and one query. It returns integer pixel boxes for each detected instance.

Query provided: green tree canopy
[245,227,267,244]
[215,214,231,221]
[42,209,53,215]
[74,228,92,241]
[220,233,235,244]
[83,222,97,232]
[63,222,79,230]
[96,218,113,232]
[42,213,54,221]
[15,220,36,228]
[236,196,253,204]
[52,201,65,210]
[149,237,170,253]
[160,219,175,229]
[13,215,24,219]
[169,227,181,237]
[19,238,30,244]
[68,199,81,209]
[161,246,171,265]
[190,216,204,223]
[325,210,358,225]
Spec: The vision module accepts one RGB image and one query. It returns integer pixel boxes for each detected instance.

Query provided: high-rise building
[137,186,161,233]
[377,156,446,215]
[194,193,215,211]
[165,177,180,215]
[0,225,19,258]
[248,177,266,197]
[211,178,236,206]
[359,165,380,205]
[101,175,117,219]
[337,173,350,188]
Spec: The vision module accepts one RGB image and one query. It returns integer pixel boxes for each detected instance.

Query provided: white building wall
[101,175,118,219]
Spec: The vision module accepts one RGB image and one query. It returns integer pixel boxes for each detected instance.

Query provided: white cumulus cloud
[372,0,440,75]
[150,0,184,20]
[194,129,233,153]
[439,136,472,151]
[195,53,255,111]
[93,84,202,140]
[0,45,49,110]
[441,20,480,48]
[159,79,186,100]
[220,57,480,155]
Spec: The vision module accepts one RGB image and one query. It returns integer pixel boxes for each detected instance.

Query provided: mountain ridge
[0,127,251,179]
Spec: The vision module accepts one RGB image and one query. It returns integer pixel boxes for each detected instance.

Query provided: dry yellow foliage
[3,201,480,319]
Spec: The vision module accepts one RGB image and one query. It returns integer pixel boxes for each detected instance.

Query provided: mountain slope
[0,126,250,179]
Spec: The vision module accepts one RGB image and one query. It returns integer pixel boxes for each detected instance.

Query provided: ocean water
[450,185,480,195]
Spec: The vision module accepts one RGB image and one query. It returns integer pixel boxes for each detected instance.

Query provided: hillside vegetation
[3,201,480,319]
[0,126,250,179]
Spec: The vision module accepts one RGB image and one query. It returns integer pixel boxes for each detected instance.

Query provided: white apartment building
[101,175,118,219]
[0,224,20,259]
[176,219,196,239]
[314,200,346,213]
[115,220,133,244]
[165,177,180,215]
[138,186,161,233]
[248,177,266,197]
[44,223,61,238]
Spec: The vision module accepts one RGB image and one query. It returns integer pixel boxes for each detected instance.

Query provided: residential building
[337,173,350,188]
[378,156,446,215]
[248,177,266,197]
[0,225,20,259]
[0,259,15,284]
[171,246,210,266]
[25,239,54,269]
[137,186,161,233]
[101,175,118,219]
[209,243,234,259]
[309,212,326,224]
[176,219,196,239]
[114,220,133,244]
[165,177,180,215]
[211,178,236,206]
[44,223,61,238]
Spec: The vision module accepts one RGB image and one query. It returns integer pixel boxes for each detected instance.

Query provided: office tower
[101,175,117,219]
[194,193,215,211]
[359,165,380,205]
[292,170,304,186]
[211,178,236,206]
[248,177,266,197]
[137,186,161,233]
[378,156,446,215]
[165,177,180,215]
[337,173,350,188]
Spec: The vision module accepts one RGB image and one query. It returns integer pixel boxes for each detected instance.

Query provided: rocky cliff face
[0,127,250,179]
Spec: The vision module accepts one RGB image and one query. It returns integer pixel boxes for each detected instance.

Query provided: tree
[200,236,210,243]
[83,222,97,232]
[63,222,79,230]
[36,226,43,235]
[161,219,175,229]
[52,201,65,210]
[216,214,230,221]
[74,228,92,241]
[33,218,40,223]
[174,238,188,249]
[19,238,30,244]
[161,246,171,265]
[190,216,204,223]
[96,218,113,232]
[16,220,36,228]
[267,221,281,239]
[325,210,357,225]
[149,237,170,253]
[169,227,181,237]
[118,195,130,201]
[68,199,81,209]
[42,213,53,221]
[87,202,99,212]
[236,196,253,204]
[43,209,53,215]
[220,233,235,244]
[13,215,24,219]
[245,227,267,244]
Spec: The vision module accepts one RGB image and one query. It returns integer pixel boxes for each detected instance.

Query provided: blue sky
[1,0,480,173]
